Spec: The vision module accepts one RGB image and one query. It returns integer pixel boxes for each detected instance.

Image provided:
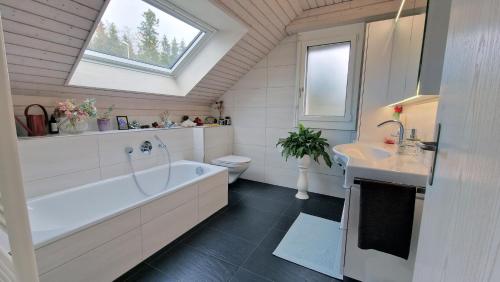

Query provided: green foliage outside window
[88,9,188,68]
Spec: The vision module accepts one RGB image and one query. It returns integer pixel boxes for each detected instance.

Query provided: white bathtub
[29,160,228,282]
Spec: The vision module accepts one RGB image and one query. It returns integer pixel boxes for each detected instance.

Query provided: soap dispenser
[405,128,420,155]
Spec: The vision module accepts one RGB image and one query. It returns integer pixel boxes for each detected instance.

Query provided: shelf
[17,125,231,142]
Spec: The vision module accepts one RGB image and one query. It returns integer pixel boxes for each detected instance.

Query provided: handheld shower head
[154,135,167,148]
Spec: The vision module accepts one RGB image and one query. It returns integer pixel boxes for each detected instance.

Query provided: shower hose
[126,134,171,196]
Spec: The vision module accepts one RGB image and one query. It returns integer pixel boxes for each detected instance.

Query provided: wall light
[386,83,439,107]
[386,95,439,107]
[395,0,407,23]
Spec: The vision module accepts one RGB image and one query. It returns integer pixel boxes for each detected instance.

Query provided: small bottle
[49,114,59,134]
[405,128,419,155]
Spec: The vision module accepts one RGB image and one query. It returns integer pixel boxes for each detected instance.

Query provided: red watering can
[14,104,49,136]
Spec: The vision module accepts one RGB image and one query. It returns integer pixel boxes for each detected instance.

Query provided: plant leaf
[275,124,331,167]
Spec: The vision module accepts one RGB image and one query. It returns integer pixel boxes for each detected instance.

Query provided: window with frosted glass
[304,42,351,116]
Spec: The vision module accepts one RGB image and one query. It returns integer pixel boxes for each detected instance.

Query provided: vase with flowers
[393,105,403,120]
[213,101,224,123]
[54,99,97,134]
[97,105,114,131]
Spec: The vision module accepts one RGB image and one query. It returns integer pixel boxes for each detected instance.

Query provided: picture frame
[116,116,129,130]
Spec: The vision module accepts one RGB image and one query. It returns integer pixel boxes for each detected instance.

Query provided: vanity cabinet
[343,185,424,282]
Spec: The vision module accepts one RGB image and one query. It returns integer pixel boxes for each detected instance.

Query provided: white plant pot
[58,118,88,135]
[296,155,311,200]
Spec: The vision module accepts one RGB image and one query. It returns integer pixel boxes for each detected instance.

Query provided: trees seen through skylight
[88,9,193,68]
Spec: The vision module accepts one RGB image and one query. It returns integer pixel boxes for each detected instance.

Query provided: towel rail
[353,177,426,199]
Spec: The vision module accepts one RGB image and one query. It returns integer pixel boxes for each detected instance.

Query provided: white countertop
[333,142,429,188]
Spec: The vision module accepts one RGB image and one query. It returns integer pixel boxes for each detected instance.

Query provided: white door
[413,0,500,281]
[0,15,39,282]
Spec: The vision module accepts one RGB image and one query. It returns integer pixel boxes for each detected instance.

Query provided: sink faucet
[377,120,405,153]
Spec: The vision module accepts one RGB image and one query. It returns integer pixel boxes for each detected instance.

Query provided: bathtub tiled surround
[33,162,228,282]
[220,36,355,198]
[18,126,233,198]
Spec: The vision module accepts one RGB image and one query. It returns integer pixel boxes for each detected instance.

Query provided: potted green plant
[97,105,114,131]
[276,124,333,199]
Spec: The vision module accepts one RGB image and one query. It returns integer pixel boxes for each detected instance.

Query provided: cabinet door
[386,14,426,105]
[405,14,426,99]
[344,186,423,282]
[417,0,452,96]
[387,16,414,104]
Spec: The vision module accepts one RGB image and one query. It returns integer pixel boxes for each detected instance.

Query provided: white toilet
[211,155,251,184]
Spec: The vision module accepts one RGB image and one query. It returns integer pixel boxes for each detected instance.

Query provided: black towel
[357,179,416,259]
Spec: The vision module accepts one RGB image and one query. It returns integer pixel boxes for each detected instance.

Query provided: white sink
[333,143,392,162]
[333,142,429,188]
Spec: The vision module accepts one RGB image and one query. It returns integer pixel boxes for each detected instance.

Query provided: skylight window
[83,0,212,74]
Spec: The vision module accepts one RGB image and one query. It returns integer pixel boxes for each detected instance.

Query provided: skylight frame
[81,0,216,76]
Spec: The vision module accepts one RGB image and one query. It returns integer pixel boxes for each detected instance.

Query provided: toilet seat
[211,155,251,184]
[211,155,251,167]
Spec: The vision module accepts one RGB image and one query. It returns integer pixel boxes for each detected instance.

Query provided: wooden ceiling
[0,0,398,106]
[299,0,352,10]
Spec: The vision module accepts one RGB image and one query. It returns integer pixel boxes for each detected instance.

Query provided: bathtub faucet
[140,141,153,154]
[154,135,167,149]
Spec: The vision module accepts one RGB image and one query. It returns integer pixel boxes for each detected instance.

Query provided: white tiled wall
[195,126,233,163]
[19,127,231,198]
[400,101,439,141]
[220,36,356,198]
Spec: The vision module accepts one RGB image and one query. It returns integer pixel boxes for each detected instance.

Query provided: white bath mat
[273,213,343,279]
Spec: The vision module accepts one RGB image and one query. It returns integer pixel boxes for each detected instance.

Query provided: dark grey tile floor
[116,179,345,282]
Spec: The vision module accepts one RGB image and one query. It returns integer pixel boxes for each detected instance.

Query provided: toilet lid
[212,155,251,165]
